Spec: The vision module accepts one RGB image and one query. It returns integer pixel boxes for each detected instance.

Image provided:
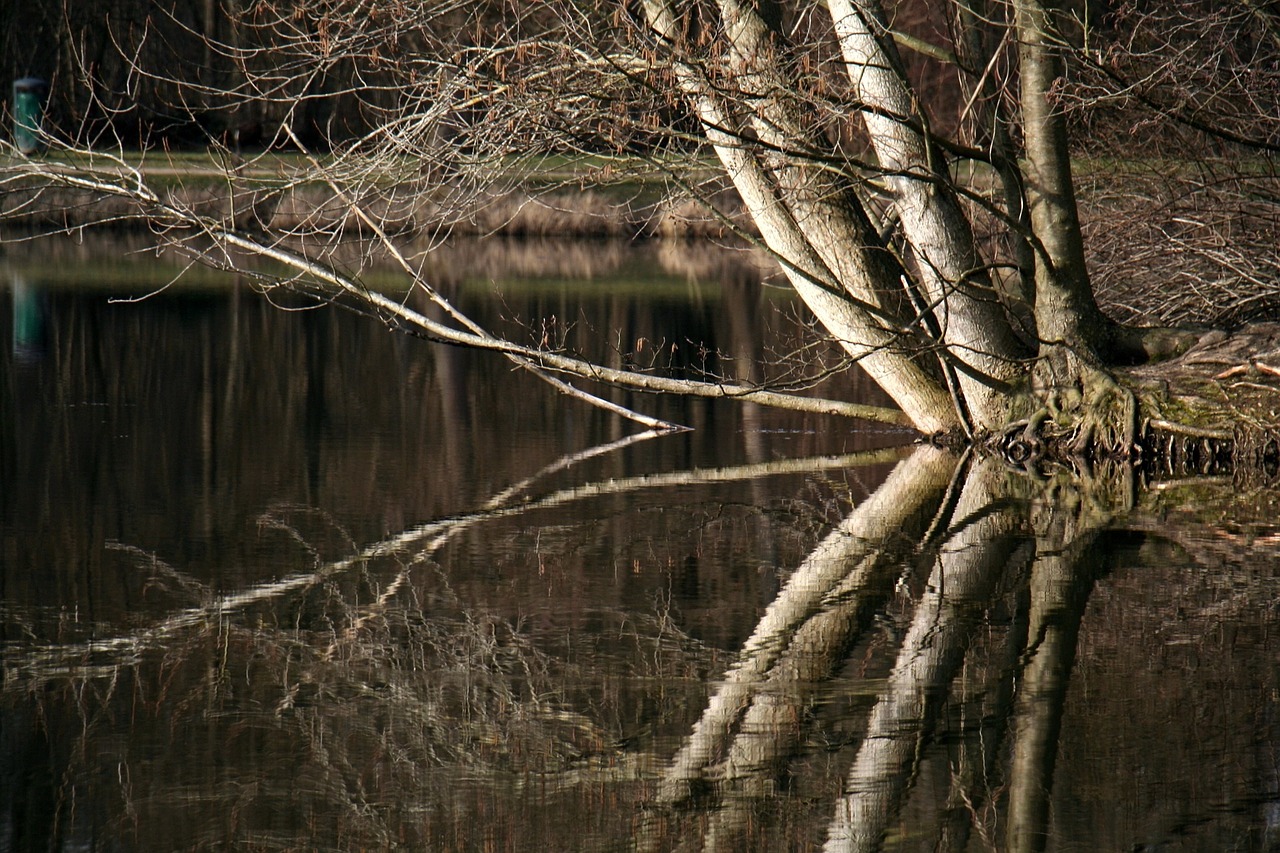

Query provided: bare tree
[4,0,1280,457]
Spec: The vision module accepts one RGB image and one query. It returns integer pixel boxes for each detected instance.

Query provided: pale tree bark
[828,0,1033,429]
[641,0,962,433]
[709,0,912,329]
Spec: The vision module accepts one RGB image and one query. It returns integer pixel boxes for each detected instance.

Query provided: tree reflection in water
[6,438,1279,850]
[642,449,1280,853]
[3,244,1280,850]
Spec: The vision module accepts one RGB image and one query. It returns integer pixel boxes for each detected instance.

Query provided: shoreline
[1,154,754,240]
[0,226,781,295]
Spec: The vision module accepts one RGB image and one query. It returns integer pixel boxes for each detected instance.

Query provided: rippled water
[1,234,1278,852]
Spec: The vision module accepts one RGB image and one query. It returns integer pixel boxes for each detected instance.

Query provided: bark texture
[1013,0,1115,353]
[641,0,963,432]
[829,0,1032,429]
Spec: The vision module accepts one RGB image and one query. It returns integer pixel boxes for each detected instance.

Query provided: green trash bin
[12,77,48,155]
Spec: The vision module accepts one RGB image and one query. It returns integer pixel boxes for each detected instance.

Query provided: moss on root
[969,324,1280,482]
[978,344,1140,468]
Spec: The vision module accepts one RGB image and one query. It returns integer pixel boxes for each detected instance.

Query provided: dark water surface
[1,234,1278,852]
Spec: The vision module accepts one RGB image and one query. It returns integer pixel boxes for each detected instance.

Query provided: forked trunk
[640,0,1057,434]
[828,0,1032,430]
[640,0,963,432]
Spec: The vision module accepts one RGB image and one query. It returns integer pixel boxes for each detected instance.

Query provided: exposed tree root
[960,326,1280,484]
[977,343,1140,471]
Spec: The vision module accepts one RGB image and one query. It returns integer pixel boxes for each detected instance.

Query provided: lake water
[1,233,1278,852]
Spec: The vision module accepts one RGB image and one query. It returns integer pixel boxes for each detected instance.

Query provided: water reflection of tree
[5,437,1280,850]
[0,425,901,849]
[644,450,1280,853]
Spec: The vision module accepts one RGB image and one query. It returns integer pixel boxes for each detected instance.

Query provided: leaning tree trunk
[640,0,963,432]
[828,0,1033,430]
[953,0,1037,310]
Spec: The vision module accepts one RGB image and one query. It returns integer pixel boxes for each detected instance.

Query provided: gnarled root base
[978,344,1139,473]
[958,326,1280,484]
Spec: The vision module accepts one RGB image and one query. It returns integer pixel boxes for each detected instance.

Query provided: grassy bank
[1,228,779,298]
[1,151,751,240]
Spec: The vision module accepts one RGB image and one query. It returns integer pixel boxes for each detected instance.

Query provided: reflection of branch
[701,481,943,849]
[104,541,210,604]
[480,429,664,509]
[652,447,956,813]
[322,443,909,658]
[825,460,1032,853]
[3,440,906,687]
[322,429,676,655]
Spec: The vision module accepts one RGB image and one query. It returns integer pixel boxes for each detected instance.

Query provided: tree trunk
[953,0,1037,312]
[641,0,962,432]
[1013,0,1116,355]
[828,0,1032,429]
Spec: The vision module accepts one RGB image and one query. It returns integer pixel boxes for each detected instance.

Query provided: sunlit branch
[4,150,912,427]
[279,124,687,431]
